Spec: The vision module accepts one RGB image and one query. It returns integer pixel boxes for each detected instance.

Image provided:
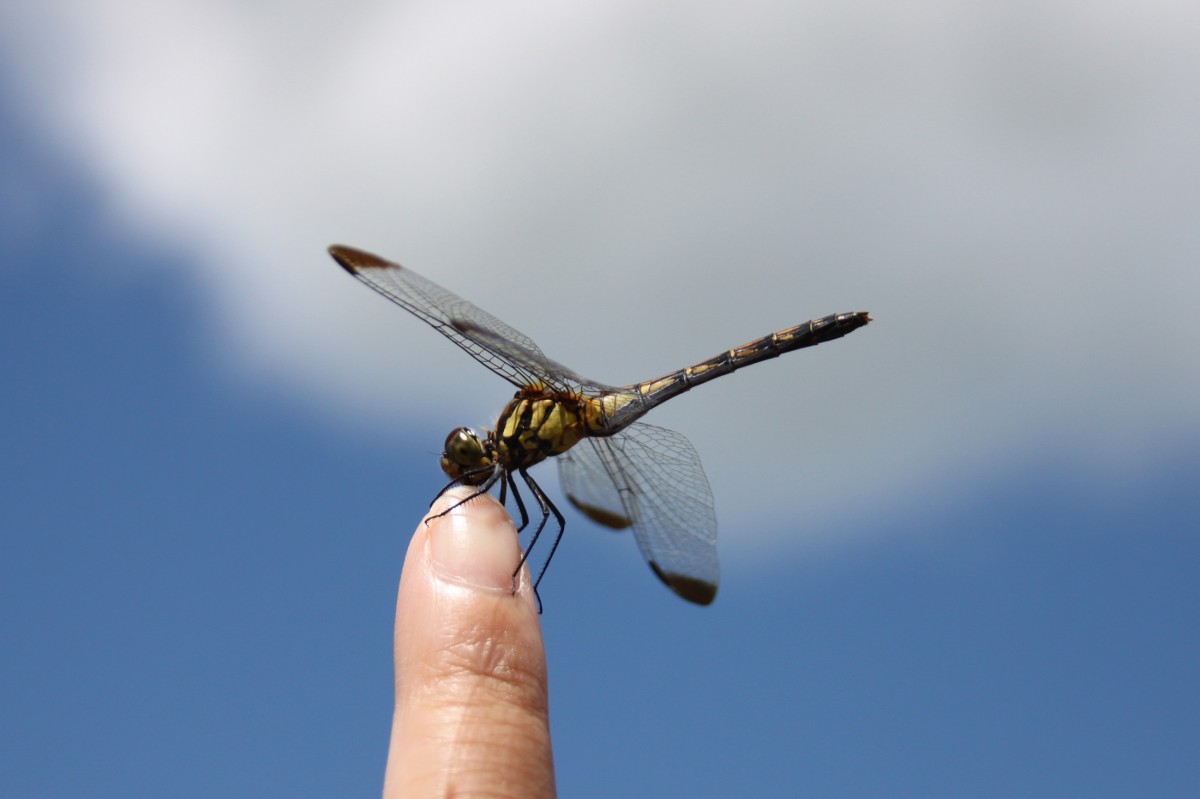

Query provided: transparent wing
[453,320,618,396]
[557,422,719,605]
[329,245,609,392]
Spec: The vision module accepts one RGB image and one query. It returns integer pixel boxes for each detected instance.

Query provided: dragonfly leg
[427,464,502,523]
[512,468,565,614]
[506,470,531,533]
[509,470,548,610]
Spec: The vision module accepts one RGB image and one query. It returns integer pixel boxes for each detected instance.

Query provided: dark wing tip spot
[566,494,633,530]
[649,561,718,606]
[328,244,394,274]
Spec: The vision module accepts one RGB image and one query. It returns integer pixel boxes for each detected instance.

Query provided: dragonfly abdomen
[601,311,871,429]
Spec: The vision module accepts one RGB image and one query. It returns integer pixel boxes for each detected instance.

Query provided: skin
[383,487,555,799]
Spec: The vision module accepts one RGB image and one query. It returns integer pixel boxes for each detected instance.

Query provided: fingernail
[427,491,520,593]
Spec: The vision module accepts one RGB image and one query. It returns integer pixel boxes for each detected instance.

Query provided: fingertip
[388,489,553,796]
[425,488,526,595]
[397,487,542,654]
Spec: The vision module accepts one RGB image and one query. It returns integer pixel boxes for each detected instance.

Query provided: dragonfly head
[440,427,496,485]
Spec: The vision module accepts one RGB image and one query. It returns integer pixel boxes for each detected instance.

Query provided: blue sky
[2,2,1198,796]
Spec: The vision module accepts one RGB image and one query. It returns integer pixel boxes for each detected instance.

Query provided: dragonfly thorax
[493,391,591,470]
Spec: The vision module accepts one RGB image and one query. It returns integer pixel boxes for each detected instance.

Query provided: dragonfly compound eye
[443,427,485,468]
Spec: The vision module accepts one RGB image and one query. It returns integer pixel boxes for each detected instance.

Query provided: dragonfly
[330,245,870,605]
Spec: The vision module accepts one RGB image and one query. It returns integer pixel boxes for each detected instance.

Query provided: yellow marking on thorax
[498,397,588,461]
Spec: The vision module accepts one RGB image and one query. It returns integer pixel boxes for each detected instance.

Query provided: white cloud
[3,0,1198,551]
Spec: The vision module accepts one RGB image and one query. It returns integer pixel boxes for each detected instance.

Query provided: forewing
[452,320,617,395]
[330,245,568,389]
[558,423,719,604]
